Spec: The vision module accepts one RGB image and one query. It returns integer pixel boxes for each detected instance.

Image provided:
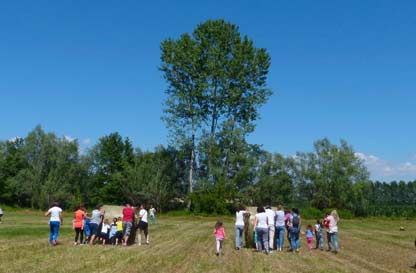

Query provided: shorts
[100,232,108,239]
[123,221,133,236]
[89,223,99,236]
[137,220,148,230]
[0,214,3,218]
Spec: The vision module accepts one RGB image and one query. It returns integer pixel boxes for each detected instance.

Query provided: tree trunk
[187,120,195,210]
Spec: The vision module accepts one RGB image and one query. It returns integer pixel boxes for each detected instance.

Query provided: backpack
[292,215,300,228]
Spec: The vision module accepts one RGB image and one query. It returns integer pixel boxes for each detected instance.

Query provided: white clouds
[355,152,416,181]
[64,135,75,142]
[82,138,91,145]
[8,136,21,142]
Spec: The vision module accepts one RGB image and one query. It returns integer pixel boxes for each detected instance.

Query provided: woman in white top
[45,202,63,246]
[327,210,340,253]
[235,205,249,250]
[253,207,269,254]
[275,204,286,251]
[136,204,149,245]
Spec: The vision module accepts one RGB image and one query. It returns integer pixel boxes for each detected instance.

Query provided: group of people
[45,202,157,246]
[230,205,340,255]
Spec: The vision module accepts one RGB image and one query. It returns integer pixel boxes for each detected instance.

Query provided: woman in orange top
[73,205,85,245]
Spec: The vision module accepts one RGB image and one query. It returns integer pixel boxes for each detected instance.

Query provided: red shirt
[122,207,135,222]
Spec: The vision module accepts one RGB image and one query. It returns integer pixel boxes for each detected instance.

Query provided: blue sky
[1,1,415,181]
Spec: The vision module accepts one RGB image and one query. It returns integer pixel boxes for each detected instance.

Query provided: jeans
[268,225,275,250]
[256,227,269,252]
[315,232,323,249]
[235,225,244,248]
[289,227,300,251]
[150,215,155,224]
[330,232,339,251]
[49,221,60,242]
[216,238,223,253]
[275,226,285,249]
[327,231,332,250]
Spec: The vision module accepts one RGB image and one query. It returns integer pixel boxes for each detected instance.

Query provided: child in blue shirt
[83,213,91,244]
[306,224,314,251]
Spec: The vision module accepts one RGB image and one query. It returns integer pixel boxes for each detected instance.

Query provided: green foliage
[160,19,272,203]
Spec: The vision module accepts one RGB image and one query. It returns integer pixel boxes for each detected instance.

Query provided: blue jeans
[235,225,244,248]
[256,227,269,252]
[327,231,332,250]
[275,226,285,249]
[289,227,300,251]
[315,232,323,249]
[49,221,60,242]
[330,232,338,251]
[150,215,155,224]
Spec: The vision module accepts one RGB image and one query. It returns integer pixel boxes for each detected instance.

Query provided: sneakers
[51,240,57,246]
[73,242,78,246]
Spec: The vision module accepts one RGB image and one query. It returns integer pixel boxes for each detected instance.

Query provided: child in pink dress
[306,224,314,251]
[214,220,226,256]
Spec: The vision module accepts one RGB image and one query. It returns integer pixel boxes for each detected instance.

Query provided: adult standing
[235,205,249,250]
[45,202,63,246]
[89,205,104,245]
[122,202,135,246]
[265,206,275,252]
[137,204,149,245]
[327,210,340,254]
[289,208,301,252]
[73,205,85,245]
[149,205,157,225]
[253,207,269,255]
[324,212,332,251]
[275,204,286,252]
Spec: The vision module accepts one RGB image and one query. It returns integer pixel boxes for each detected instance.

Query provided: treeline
[1,126,415,217]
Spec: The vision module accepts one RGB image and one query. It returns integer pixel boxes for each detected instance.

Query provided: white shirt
[328,215,338,233]
[256,212,268,229]
[101,224,110,233]
[139,209,148,223]
[235,210,246,226]
[265,209,275,226]
[275,210,285,227]
[150,208,156,216]
[48,206,62,222]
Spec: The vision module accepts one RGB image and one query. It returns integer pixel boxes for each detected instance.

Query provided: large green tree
[295,139,369,210]
[160,19,271,209]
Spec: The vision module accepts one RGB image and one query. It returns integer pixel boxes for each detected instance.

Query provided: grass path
[0,212,416,272]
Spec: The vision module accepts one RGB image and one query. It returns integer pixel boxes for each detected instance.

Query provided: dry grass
[0,211,416,273]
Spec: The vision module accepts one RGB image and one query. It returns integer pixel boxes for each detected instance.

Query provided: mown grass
[0,211,415,273]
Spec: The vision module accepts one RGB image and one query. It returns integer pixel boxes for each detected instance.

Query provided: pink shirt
[215,226,225,239]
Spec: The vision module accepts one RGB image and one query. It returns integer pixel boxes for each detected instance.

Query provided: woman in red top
[73,205,85,245]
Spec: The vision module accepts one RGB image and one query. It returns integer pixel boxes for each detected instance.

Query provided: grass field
[0,211,416,273]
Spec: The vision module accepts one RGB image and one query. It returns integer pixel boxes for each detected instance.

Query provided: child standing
[73,206,85,245]
[100,219,111,245]
[214,220,226,256]
[314,219,324,250]
[109,218,118,245]
[306,224,314,251]
[83,213,91,244]
[114,217,123,245]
